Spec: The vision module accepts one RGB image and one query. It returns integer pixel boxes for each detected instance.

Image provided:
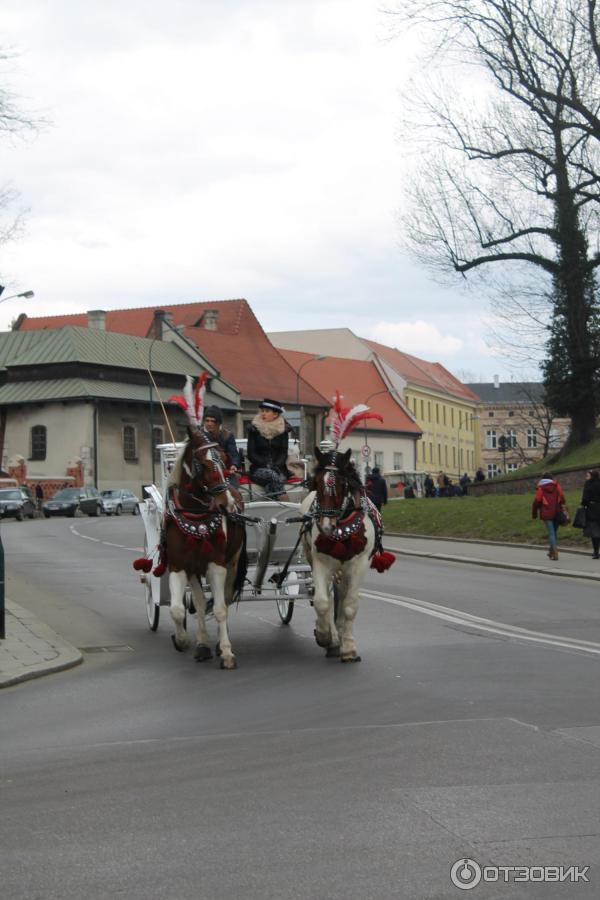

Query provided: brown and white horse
[165,427,245,669]
[301,447,376,662]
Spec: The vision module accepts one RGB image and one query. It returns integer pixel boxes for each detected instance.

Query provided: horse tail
[232,527,248,600]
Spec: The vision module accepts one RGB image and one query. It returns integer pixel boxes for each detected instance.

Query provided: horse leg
[337,556,369,663]
[312,559,339,650]
[169,570,190,651]
[190,575,212,661]
[207,562,237,669]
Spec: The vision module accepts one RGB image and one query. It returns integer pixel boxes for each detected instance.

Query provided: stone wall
[468,463,600,496]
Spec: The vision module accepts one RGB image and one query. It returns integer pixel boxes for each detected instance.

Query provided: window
[374,451,384,469]
[393,452,403,470]
[508,410,514,417]
[123,425,137,460]
[452,446,456,467]
[507,429,517,448]
[549,428,561,448]
[487,463,500,478]
[443,406,447,425]
[507,463,518,472]
[436,404,440,425]
[451,408,455,427]
[152,427,164,463]
[438,443,442,463]
[444,445,448,465]
[488,411,494,417]
[527,428,537,449]
[30,425,47,461]
[485,429,497,449]
[420,399,424,419]
[429,442,433,462]
[427,401,431,421]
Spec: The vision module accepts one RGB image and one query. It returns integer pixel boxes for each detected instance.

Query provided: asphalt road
[2,514,600,900]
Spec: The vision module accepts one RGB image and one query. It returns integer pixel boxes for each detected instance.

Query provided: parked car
[0,488,36,521]
[100,489,140,516]
[43,487,104,518]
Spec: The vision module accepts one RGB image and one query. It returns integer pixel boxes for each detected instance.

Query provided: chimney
[152,309,174,339]
[493,374,500,389]
[87,309,106,330]
[203,310,218,331]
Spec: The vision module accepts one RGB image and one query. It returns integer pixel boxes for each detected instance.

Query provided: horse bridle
[312,462,354,526]
[189,438,230,497]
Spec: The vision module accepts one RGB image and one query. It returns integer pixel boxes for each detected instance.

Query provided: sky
[0,0,519,382]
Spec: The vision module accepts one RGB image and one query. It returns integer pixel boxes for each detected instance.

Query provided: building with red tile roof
[14,300,330,440]
[280,348,421,477]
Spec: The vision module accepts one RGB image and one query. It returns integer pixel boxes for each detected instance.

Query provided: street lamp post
[296,355,327,455]
[0,287,33,641]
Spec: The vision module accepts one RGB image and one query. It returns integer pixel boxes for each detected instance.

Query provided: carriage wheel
[276,570,298,624]
[143,538,160,631]
[145,577,160,631]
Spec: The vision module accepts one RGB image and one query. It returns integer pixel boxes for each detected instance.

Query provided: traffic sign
[361,445,371,458]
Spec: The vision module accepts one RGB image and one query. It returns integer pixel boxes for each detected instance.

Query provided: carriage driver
[202,406,242,481]
[246,398,293,500]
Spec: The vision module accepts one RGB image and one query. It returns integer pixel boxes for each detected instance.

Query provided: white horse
[165,428,245,670]
[301,447,376,662]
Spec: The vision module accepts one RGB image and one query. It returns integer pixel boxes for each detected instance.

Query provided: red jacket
[532,479,565,521]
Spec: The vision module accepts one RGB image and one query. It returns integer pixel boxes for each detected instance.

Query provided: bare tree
[0,49,42,275]
[392,0,600,446]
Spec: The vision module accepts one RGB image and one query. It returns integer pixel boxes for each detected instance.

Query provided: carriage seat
[242,500,306,565]
[237,475,307,503]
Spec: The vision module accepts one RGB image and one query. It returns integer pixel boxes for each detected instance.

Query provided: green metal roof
[0,378,238,409]
[0,327,213,376]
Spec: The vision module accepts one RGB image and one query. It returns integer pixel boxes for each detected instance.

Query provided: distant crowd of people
[422,468,486,498]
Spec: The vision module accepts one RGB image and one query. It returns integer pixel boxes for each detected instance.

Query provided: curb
[0,599,83,689]
[386,545,600,583]
[386,532,590,555]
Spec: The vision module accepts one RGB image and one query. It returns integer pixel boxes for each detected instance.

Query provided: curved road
[3,515,600,899]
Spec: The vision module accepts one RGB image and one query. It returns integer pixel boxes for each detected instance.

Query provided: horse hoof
[194,644,213,662]
[340,654,361,663]
[171,634,187,653]
[220,657,237,670]
[314,628,331,649]
[325,645,340,658]
[215,641,222,657]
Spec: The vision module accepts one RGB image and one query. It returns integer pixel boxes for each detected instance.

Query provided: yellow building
[269,328,481,480]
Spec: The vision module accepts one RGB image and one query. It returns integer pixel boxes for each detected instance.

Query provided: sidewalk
[386,533,600,582]
[0,598,83,688]
[2,535,599,689]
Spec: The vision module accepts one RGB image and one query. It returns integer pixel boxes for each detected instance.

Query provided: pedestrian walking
[532,472,566,560]
[581,469,600,558]
[366,467,388,511]
[424,473,435,498]
[35,482,44,511]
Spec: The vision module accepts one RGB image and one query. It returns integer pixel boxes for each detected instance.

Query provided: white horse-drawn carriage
[139,442,312,631]
[134,379,394,668]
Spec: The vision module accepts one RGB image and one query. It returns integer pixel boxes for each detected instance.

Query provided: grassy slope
[382,489,588,545]
[504,434,600,478]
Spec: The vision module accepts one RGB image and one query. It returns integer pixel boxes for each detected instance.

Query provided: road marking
[362,588,600,657]
[70,524,142,552]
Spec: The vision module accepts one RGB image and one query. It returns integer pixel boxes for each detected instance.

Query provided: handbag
[572,505,587,529]
[556,504,570,526]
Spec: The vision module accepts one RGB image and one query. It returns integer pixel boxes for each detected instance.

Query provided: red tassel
[186,534,197,548]
[152,562,167,577]
[333,541,347,559]
[133,557,152,573]
[215,529,226,546]
[370,551,396,573]
[350,533,366,553]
